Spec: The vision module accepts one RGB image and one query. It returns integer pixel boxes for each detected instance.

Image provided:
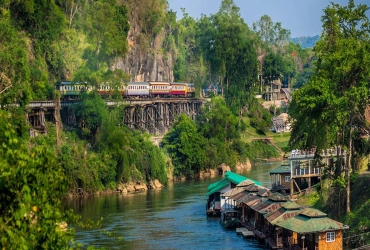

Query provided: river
[65,161,283,250]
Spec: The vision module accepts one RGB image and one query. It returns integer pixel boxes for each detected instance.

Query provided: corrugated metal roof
[229,190,249,201]
[222,187,245,197]
[243,196,263,206]
[299,207,327,218]
[206,172,261,197]
[268,192,288,201]
[265,207,302,225]
[235,193,255,204]
[269,162,291,174]
[237,180,254,187]
[257,188,270,197]
[251,200,285,214]
[282,201,302,210]
[276,208,349,233]
[245,184,260,192]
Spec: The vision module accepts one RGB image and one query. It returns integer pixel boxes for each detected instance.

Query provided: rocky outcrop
[201,168,217,177]
[217,163,231,175]
[126,183,136,193]
[235,159,252,172]
[113,2,174,82]
[117,184,128,194]
[134,182,147,191]
[117,180,164,193]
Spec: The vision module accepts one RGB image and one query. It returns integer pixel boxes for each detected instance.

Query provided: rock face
[117,180,164,193]
[113,2,174,82]
[235,159,252,172]
[201,168,217,177]
[217,163,231,175]
[134,182,147,191]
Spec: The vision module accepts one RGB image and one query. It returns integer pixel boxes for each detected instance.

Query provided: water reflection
[67,162,282,249]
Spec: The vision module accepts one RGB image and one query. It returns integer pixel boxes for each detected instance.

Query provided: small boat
[220,210,240,229]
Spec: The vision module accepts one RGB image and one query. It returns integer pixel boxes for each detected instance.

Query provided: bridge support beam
[123,99,204,135]
[26,98,205,136]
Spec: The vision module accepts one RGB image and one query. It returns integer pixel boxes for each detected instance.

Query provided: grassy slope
[242,115,291,154]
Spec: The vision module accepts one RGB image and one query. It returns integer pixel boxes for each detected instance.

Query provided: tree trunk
[335,132,341,177]
[346,115,353,214]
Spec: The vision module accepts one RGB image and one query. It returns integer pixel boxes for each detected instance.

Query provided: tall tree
[253,15,291,47]
[289,0,370,214]
[211,0,258,114]
[161,114,206,178]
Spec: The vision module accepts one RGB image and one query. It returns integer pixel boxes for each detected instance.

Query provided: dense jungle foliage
[4,0,367,247]
[0,0,310,190]
[288,0,370,246]
[162,97,280,178]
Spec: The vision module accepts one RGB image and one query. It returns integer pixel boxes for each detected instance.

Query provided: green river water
[65,162,283,250]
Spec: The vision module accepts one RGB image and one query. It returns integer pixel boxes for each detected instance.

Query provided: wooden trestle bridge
[25,98,206,136]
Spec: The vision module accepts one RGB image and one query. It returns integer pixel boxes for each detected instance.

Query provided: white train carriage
[126,82,150,98]
[149,81,171,98]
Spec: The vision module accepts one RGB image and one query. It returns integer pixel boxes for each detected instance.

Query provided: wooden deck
[253,229,266,239]
[236,228,255,238]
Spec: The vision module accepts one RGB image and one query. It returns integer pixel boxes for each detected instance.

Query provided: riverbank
[66,162,282,249]
[67,158,284,198]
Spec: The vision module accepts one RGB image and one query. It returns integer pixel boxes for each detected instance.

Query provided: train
[55,81,196,99]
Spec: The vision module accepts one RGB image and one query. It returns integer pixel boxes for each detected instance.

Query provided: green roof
[276,208,349,233]
[269,162,291,174]
[206,171,261,197]
[282,201,302,210]
[225,172,262,186]
[206,179,229,197]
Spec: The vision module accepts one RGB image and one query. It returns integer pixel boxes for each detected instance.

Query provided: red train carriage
[170,82,187,97]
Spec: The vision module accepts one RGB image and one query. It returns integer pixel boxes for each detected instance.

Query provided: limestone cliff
[114,0,174,82]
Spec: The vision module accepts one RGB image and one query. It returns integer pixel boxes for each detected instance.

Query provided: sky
[167,0,370,38]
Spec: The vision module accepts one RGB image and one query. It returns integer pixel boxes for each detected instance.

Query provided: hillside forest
[1,0,370,248]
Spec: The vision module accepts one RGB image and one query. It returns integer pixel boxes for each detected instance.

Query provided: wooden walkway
[236,228,255,238]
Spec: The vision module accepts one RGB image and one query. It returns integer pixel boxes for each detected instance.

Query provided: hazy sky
[167,0,369,37]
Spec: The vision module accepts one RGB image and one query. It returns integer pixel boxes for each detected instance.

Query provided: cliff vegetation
[0,0,336,247]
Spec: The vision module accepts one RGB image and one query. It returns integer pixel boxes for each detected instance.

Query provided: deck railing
[289,150,315,158]
[292,167,321,177]
[289,147,347,159]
